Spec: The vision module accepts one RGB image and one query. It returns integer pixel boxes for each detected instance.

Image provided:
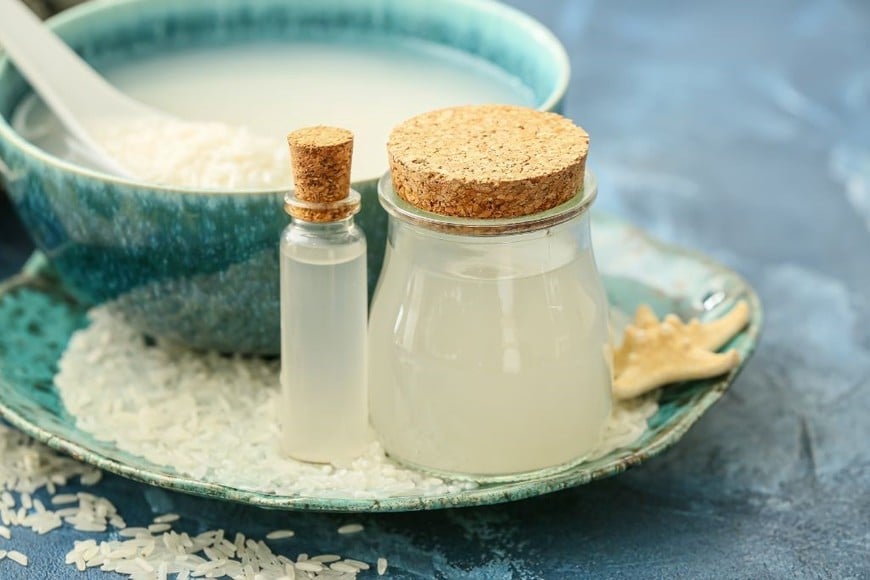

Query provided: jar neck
[389,211,592,248]
[385,212,593,281]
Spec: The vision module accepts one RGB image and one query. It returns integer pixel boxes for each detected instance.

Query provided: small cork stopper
[388,105,589,219]
[286,126,356,222]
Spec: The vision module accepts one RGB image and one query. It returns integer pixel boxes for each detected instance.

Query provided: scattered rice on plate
[55,306,658,499]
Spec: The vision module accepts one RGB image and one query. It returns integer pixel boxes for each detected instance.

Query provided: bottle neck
[284,188,361,223]
[291,216,356,233]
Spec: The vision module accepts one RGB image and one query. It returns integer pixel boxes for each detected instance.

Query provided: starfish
[612,300,750,400]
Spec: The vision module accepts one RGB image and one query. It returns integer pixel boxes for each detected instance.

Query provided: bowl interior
[0,0,569,190]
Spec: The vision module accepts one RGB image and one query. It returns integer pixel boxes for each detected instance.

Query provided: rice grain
[51,493,78,505]
[343,558,370,570]
[153,513,180,524]
[337,524,364,535]
[295,561,324,572]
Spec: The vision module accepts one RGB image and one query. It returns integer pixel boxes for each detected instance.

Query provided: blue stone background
[0,0,868,577]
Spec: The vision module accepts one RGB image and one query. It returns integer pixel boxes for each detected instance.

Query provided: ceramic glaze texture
[0,0,568,353]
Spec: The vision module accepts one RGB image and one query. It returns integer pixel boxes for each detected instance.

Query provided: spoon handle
[0,0,141,175]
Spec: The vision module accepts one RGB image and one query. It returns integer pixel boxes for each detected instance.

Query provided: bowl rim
[0,0,570,197]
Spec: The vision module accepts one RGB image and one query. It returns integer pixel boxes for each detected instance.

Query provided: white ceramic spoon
[0,0,166,177]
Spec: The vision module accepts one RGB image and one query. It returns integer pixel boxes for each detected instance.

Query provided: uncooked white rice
[96,118,291,189]
[54,306,658,500]
[343,559,370,570]
[73,522,107,533]
[68,524,361,579]
[0,303,657,578]
[0,420,130,566]
[80,471,103,486]
[337,524,364,535]
[265,530,296,540]
[0,421,380,578]
[295,561,324,572]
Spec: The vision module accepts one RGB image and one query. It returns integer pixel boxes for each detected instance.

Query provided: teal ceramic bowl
[0,0,569,353]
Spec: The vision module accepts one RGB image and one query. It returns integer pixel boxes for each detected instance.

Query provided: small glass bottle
[280,126,370,463]
[368,105,613,480]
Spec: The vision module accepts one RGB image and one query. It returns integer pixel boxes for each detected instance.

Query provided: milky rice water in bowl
[368,105,612,479]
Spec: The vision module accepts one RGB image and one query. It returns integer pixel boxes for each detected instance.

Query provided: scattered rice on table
[0,421,383,577]
[152,513,180,524]
[344,558,371,570]
[337,524,365,535]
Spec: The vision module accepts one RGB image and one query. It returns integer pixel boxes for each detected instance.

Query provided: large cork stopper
[286,126,356,222]
[388,105,589,219]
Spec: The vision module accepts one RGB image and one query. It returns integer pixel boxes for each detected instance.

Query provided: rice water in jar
[368,105,612,479]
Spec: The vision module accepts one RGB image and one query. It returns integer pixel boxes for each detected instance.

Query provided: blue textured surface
[0,0,868,578]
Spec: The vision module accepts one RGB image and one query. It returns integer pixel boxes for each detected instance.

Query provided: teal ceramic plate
[0,213,761,512]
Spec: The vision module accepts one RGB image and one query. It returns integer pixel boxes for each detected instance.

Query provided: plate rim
[0,215,763,512]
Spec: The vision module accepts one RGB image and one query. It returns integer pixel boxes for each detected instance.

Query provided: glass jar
[368,171,612,480]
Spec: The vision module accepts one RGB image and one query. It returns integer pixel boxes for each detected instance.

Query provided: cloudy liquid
[12,39,534,185]
[368,231,613,477]
[280,235,370,463]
